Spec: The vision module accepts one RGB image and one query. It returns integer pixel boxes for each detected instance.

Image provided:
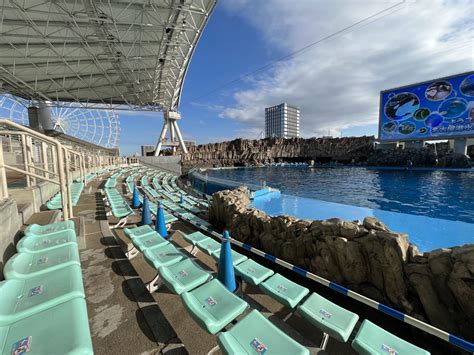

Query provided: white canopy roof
[0,0,216,111]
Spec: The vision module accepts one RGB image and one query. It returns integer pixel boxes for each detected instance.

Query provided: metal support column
[153,111,188,156]
[172,120,188,154]
[153,119,169,156]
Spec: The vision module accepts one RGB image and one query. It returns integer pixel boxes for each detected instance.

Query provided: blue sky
[118,3,277,155]
[119,0,473,155]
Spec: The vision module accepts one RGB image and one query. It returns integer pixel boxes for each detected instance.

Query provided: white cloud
[218,0,474,138]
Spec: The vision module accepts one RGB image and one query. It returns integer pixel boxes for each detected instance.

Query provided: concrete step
[23,210,61,229]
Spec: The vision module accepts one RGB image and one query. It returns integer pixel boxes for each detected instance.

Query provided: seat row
[46,181,84,210]
[133,191,178,226]
[104,187,134,228]
[121,224,427,354]
[104,171,122,188]
[1,220,93,354]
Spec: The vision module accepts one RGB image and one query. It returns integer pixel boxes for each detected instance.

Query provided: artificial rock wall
[181,136,374,172]
[180,136,472,171]
[209,187,474,341]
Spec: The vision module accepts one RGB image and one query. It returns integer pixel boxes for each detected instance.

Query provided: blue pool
[205,166,474,251]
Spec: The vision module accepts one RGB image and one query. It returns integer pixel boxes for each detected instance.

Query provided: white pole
[56,143,69,220]
[41,141,49,178]
[64,148,74,218]
[153,119,169,156]
[25,136,36,185]
[21,134,31,187]
[172,120,188,154]
[0,142,8,200]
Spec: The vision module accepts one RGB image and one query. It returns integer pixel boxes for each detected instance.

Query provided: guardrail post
[64,149,74,218]
[0,141,8,200]
[25,135,36,185]
[41,141,49,178]
[20,133,31,187]
[56,142,69,220]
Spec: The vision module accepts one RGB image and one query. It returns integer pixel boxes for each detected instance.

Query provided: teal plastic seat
[0,264,84,324]
[211,249,248,266]
[217,310,310,355]
[124,225,155,240]
[3,244,81,279]
[183,231,210,246]
[0,298,93,354]
[235,259,274,285]
[159,258,212,295]
[111,205,133,218]
[132,233,169,252]
[352,320,430,355]
[180,279,249,334]
[46,199,62,210]
[24,220,75,237]
[196,238,221,255]
[184,205,201,214]
[143,243,185,269]
[297,292,359,343]
[163,212,178,224]
[259,273,309,309]
[16,231,77,253]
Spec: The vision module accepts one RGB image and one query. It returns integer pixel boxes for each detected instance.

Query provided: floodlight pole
[153,111,188,156]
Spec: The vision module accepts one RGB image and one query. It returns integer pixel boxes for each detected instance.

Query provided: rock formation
[181,136,375,172]
[209,187,474,341]
[180,136,472,172]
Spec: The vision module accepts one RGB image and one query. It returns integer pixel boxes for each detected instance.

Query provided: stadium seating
[0,220,93,354]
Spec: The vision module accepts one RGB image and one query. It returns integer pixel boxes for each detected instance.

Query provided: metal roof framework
[0,0,217,111]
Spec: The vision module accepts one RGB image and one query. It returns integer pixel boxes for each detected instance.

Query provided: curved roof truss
[0,0,217,111]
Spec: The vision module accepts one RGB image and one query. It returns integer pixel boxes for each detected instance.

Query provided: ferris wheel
[0,94,121,148]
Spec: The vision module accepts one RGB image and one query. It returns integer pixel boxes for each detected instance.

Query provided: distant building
[141,145,155,156]
[140,140,196,156]
[265,103,300,138]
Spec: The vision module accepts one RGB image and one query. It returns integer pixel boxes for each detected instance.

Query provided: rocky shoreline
[209,186,474,341]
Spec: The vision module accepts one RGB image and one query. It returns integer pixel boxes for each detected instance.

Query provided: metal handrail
[0,119,71,219]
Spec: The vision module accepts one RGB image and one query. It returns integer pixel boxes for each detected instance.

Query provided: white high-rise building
[265,103,300,138]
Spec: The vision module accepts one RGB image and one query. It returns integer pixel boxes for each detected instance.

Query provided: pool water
[205,166,474,251]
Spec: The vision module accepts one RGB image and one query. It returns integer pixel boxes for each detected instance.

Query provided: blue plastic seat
[3,244,81,279]
[259,273,309,309]
[159,258,212,295]
[217,310,310,355]
[16,231,77,253]
[181,279,249,334]
[352,320,430,355]
[235,258,274,285]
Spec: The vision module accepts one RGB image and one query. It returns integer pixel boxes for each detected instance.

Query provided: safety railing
[0,119,72,219]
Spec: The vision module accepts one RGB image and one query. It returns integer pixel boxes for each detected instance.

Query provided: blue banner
[379,71,474,141]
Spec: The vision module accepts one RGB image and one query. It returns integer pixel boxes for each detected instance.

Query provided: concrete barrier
[138,155,181,175]
[0,198,21,280]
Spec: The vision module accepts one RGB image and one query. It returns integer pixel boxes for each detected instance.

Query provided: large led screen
[379,71,474,141]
